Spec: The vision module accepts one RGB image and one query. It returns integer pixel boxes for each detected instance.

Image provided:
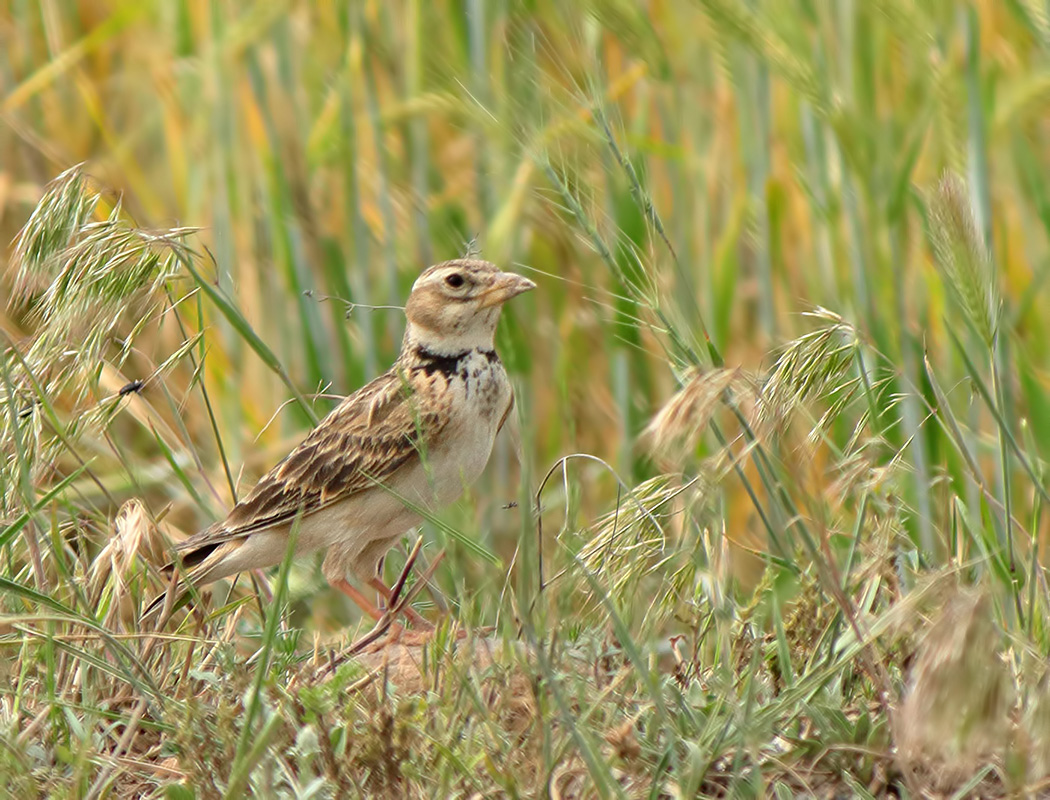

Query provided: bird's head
[403,259,535,354]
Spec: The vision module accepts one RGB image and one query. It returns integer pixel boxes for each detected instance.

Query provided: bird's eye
[445,273,465,289]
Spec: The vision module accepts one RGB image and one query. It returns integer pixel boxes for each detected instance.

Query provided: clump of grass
[1,166,197,522]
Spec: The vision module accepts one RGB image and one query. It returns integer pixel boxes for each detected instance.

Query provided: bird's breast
[424,351,512,502]
[460,350,511,416]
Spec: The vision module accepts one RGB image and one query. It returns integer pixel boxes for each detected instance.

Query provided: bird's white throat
[401,315,499,357]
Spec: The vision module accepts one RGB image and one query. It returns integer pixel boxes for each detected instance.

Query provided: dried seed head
[90,499,162,592]
[898,589,1010,772]
[8,164,193,385]
[645,367,747,463]
[605,720,641,762]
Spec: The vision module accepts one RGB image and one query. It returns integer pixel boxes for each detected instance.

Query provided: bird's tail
[141,575,191,621]
[141,539,226,622]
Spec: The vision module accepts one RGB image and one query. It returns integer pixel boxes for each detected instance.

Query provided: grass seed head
[929,173,999,345]
[758,309,861,438]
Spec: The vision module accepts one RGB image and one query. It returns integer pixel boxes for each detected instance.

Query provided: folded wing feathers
[174,368,444,556]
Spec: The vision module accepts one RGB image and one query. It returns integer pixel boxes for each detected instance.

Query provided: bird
[149,259,535,630]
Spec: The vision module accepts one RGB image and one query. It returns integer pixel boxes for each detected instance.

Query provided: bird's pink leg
[367,577,433,630]
[328,575,430,632]
[329,578,390,623]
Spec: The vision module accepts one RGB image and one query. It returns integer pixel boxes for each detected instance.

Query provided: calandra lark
[154,260,534,627]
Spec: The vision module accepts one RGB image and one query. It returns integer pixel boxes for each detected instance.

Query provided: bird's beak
[478,272,536,308]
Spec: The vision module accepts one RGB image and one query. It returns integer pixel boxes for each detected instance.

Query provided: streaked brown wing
[176,368,445,553]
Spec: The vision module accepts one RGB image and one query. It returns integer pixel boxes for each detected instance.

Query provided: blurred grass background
[5,0,1050,796]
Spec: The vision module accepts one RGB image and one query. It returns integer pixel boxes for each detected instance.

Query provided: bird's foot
[369,626,435,651]
[343,541,451,655]
[366,543,444,630]
[361,617,468,652]
[401,606,434,631]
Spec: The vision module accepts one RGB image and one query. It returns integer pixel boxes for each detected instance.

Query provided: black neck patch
[411,346,498,377]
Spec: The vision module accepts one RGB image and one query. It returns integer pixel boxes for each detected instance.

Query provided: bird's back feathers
[174,365,448,562]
